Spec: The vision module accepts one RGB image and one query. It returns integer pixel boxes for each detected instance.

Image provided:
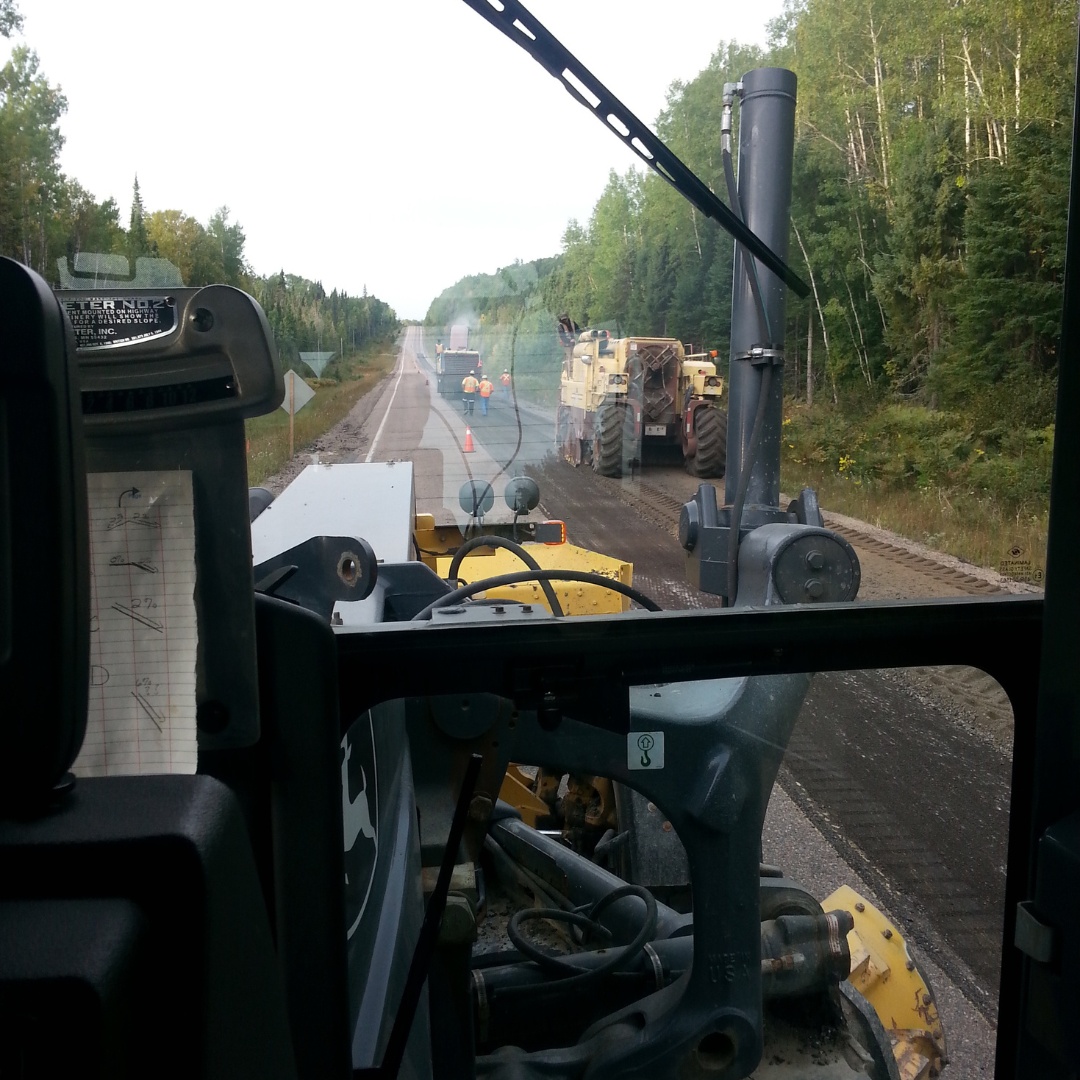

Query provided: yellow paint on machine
[497,765,550,828]
[434,543,633,615]
[824,884,948,1079]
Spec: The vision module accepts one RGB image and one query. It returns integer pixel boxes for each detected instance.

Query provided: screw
[906,960,916,971]
[854,902,865,913]
[882,928,893,940]
[468,795,494,822]
[493,605,505,614]
[805,579,825,599]
[806,550,825,570]
[521,604,533,613]
[922,993,932,1007]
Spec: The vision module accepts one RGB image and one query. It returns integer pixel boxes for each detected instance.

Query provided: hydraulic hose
[502,883,659,996]
[447,534,565,618]
[411,569,661,621]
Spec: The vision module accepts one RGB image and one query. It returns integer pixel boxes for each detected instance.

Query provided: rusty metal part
[534,767,561,809]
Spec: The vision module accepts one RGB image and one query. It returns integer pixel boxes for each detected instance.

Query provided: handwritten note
[74,471,198,776]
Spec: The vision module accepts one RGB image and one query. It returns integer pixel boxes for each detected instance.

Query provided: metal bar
[363,753,483,1080]
[337,596,1042,724]
[725,69,798,510]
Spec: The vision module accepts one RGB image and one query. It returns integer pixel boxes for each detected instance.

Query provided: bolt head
[468,795,494,822]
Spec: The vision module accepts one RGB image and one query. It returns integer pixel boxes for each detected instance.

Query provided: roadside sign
[299,351,335,377]
[280,369,315,414]
[280,369,316,457]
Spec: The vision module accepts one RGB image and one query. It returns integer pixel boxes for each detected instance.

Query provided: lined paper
[74,470,198,776]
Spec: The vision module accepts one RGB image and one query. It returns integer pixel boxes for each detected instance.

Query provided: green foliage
[254,272,398,373]
[0,46,68,273]
[127,176,150,260]
[0,0,22,38]
[938,122,1069,421]
[783,398,1051,521]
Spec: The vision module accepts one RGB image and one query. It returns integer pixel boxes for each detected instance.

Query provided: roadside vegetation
[244,343,397,487]
[781,399,1049,578]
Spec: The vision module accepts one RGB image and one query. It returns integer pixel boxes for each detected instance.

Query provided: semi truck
[436,323,482,396]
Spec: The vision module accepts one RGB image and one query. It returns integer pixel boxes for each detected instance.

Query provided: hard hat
[503,369,509,373]
[470,370,476,375]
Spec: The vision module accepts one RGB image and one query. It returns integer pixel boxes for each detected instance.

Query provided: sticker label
[61,295,177,351]
[628,731,664,770]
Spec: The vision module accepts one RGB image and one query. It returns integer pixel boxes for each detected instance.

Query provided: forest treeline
[0,10,397,369]
[428,0,1075,521]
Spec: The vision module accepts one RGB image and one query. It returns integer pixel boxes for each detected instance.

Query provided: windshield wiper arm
[460,0,809,298]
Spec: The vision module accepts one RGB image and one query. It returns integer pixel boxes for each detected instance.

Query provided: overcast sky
[6,1,785,318]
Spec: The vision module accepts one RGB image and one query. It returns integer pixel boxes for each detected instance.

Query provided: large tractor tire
[685,404,728,478]
[592,404,634,477]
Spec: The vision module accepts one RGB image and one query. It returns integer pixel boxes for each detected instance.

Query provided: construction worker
[478,372,494,415]
[500,368,512,401]
[462,370,479,414]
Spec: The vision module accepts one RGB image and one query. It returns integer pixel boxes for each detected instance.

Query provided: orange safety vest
[479,379,494,397]
[462,375,479,393]
[500,372,511,386]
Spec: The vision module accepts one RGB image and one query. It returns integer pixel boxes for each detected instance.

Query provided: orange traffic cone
[464,426,475,453]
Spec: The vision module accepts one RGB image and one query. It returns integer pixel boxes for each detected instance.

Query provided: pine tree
[127,175,149,260]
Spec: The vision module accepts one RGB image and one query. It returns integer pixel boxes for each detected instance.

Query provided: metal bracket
[735,346,785,367]
[1015,900,1056,964]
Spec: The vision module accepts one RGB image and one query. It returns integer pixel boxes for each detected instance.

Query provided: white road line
[365,334,410,463]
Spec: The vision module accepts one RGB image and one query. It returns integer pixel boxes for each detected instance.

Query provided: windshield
[3,0,1071,1074]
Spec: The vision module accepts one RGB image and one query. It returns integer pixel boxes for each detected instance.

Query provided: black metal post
[724,69,798,515]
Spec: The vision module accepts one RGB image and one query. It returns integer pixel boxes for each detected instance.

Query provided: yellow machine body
[824,884,948,1079]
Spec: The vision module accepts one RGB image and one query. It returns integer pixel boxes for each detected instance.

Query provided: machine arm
[459,0,810,298]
